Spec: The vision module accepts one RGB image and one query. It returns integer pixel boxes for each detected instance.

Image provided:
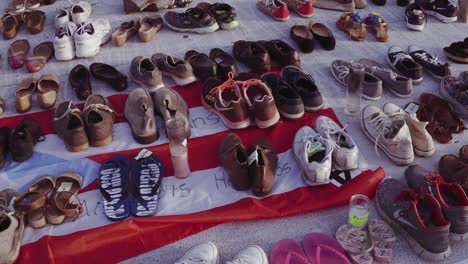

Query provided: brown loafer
[248,138,278,197]
[9,118,44,162]
[83,94,115,147]
[309,22,336,50]
[69,64,92,100]
[15,77,36,113]
[138,15,163,42]
[47,171,83,225]
[37,74,59,109]
[53,101,89,152]
[1,14,22,40]
[233,40,271,73]
[124,88,158,144]
[8,39,30,69]
[90,63,128,92]
[112,20,141,47]
[184,50,217,82]
[25,41,54,73]
[290,25,315,53]
[218,133,250,190]
[23,10,46,34]
[259,39,301,67]
[209,48,239,81]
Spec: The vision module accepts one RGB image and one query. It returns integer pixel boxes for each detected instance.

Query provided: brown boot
[248,138,278,196]
[53,101,89,152]
[9,118,44,162]
[83,95,115,147]
[218,133,250,191]
[439,154,468,193]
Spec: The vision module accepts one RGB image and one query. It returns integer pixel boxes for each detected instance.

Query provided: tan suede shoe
[37,74,59,109]
[15,77,36,113]
[124,88,158,144]
[83,94,115,147]
[53,101,89,152]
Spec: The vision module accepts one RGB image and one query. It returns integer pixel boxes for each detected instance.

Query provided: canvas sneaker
[293,126,333,186]
[361,105,414,165]
[416,0,457,23]
[71,1,91,25]
[55,8,71,27]
[175,242,219,264]
[405,3,426,31]
[314,116,359,171]
[376,178,451,261]
[383,103,435,157]
[387,46,423,84]
[405,165,468,241]
[53,22,77,61]
[257,0,290,21]
[408,46,451,79]
[283,0,314,17]
[227,245,269,264]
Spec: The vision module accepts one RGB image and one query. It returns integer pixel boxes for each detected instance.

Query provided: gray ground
[1,0,467,263]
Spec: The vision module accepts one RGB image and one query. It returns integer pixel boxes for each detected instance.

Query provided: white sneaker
[71,1,91,25]
[175,242,219,264]
[55,8,70,28]
[383,103,435,157]
[74,22,102,58]
[227,245,269,264]
[361,105,414,165]
[93,18,112,45]
[293,126,333,186]
[314,116,359,171]
[53,22,77,61]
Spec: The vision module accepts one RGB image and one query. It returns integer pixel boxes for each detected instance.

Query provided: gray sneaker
[405,165,468,241]
[331,60,383,100]
[359,58,413,98]
[376,178,451,261]
[440,75,468,119]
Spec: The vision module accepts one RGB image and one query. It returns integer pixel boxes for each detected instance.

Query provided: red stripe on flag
[19,168,384,264]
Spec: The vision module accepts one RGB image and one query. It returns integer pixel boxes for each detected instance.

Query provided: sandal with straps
[7,39,30,69]
[336,224,374,264]
[46,171,83,225]
[364,13,388,42]
[336,12,367,42]
[368,219,396,262]
[14,176,55,229]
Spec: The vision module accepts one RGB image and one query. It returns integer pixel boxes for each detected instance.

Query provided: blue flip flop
[130,154,163,217]
[98,155,131,221]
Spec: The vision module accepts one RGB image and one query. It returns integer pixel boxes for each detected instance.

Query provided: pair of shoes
[359,58,413,97]
[336,12,388,42]
[0,10,45,39]
[361,105,414,166]
[0,189,24,264]
[112,16,163,46]
[125,87,190,144]
[293,116,358,186]
[1,118,44,163]
[336,220,396,263]
[10,0,40,12]
[130,54,196,90]
[185,48,239,82]
[416,93,465,143]
[8,40,54,72]
[443,37,468,63]
[202,73,280,129]
[54,19,111,60]
[15,75,59,113]
[14,173,83,228]
[386,46,424,84]
[439,145,468,193]
[257,0,313,21]
[219,134,278,196]
[290,22,335,53]
[416,0,458,23]
[123,0,192,14]
[70,63,128,100]
[440,71,468,118]
[54,1,91,27]
[176,242,268,264]
[376,166,468,261]
[314,0,360,12]
[331,60,383,100]
[53,95,115,151]
[98,154,163,220]
[233,40,299,73]
[405,3,426,31]
[270,233,351,264]
[164,2,238,34]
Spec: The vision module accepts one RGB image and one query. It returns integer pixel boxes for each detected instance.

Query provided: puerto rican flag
[0,80,384,263]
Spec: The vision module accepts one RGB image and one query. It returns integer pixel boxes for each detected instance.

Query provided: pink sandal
[270,239,310,264]
[303,232,351,264]
[368,219,396,263]
[336,224,373,264]
[8,39,30,69]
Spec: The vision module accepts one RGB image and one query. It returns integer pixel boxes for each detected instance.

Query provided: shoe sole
[439,78,468,118]
[255,108,280,128]
[162,71,197,86]
[375,195,452,261]
[258,7,290,21]
[423,10,457,23]
[385,53,423,85]
[278,108,305,120]
[360,108,414,166]
[165,22,220,34]
[413,145,435,157]
[330,66,382,101]
[220,20,239,30]
[444,50,468,64]
[129,71,165,93]
[293,9,314,18]
[201,97,251,129]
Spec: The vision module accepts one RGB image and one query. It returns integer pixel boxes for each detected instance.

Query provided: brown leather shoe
[25,41,54,73]
[23,10,46,34]
[233,40,271,73]
[112,20,141,47]
[1,14,21,40]
[37,74,59,109]
[0,127,11,169]
[123,0,158,14]
[258,39,301,67]
[153,87,191,138]
[90,63,128,92]
[53,101,89,152]
[184,50,217,82]
[439,154,468,193]
[8,39,30,69]
[219,133,250,190]
[209,48,239,81]
[83,94,115,147]
[9,118,44,161]
[124,88,158,144]
[248,138,278,196]
[15,77,36,113]
[69,64,92,100]
[138,15,163,42]
[460,145,468,163]
[290,25,315,53]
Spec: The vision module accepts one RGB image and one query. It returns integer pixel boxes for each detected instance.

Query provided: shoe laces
[84,103,116,115]
[391,53,413,66]
[260,0,280,8]
[370,65,398,80]
[414,51,441,65]
[209,72,238,95]
[368,113,394,157]
[322,120,349,150]
[175,258,210,264]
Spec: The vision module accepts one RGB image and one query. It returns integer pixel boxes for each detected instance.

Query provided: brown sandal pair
[16,74,60,113]
[8,40,54,72]
[0,10,46,40]
[13,172,83,229]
